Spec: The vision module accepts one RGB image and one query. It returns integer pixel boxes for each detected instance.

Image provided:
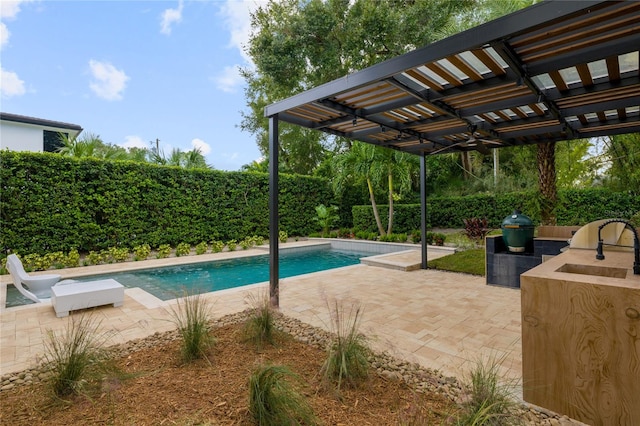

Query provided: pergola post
[420,153,428,269]
[268,115,279,308]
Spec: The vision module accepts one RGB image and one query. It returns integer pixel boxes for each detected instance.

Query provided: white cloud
[191,138,211,155]
[219,0,257,65]
[0,0,31,19]
[1,22,9,47]
[213,65,244,93]
[120,135,147,150]
[0,66,25,97]
[88,60,129,101]
[160,0,183,35]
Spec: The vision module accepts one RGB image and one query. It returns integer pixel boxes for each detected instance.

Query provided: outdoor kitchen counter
[521,248,640,425]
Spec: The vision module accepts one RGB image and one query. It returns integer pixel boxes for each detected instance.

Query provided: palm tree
[56,132,103,158]
[332,142,415,235]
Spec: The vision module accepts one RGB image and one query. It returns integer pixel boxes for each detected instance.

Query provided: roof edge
[0,112,83,133]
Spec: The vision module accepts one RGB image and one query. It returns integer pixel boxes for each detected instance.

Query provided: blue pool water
[5,248,376,307]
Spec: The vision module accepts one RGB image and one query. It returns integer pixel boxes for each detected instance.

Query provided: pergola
[264,0,640,306]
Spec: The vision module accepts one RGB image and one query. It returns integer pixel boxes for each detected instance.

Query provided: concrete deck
[1,245,521,394]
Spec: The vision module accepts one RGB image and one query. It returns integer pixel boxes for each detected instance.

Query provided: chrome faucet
[596,219,640,275]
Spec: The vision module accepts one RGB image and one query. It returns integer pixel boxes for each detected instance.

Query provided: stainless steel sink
[555,263,628,279]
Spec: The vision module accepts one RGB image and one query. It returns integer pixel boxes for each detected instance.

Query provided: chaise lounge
[6,254,61,303]
[6,254,125,317]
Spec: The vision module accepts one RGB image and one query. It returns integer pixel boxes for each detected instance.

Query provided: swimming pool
[5,247,377,307]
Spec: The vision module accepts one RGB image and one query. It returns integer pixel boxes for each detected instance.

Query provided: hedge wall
[353,189,640,232]
[0,151,332,255]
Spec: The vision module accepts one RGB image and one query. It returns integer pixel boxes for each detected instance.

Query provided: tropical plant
[175,243,191,257]
[169,291,214,363]
[313,204,339,237]
[43,314,110,397]
[226,240,237,251]
[332,142,416,236]
[278,230,288,243]
[156,244,171,259]
[211,240,225,253]
[195,242,208,255]
[463,218,491,244]
[64,249,80,268]
[248,364,317,426]
[133,244,151,261]
[321,300,370,390]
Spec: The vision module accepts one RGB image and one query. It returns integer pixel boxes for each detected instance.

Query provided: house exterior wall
[0,121,44,152]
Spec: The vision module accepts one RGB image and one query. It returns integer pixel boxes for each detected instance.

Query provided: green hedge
[353,189,640,232]
[0,151,332,255]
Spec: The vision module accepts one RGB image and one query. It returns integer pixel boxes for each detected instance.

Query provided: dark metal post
[268,115,280,308]
[420,153,428,269]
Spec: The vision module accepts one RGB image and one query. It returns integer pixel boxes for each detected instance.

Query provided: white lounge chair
[6,254,61,303]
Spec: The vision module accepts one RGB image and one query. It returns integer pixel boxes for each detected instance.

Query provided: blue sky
[1,0,264,171]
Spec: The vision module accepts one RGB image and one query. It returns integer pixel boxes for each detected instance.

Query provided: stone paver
[1,248,522,396]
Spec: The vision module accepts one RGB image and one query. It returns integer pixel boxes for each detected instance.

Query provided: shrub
[226,240,237,251]
[463,218,491,244]
[169,291,214,363]
[278,230,288,243]
[64,249,80,268]
[251,235,265,246]
[243,292,277,349]
[45,251,66,269]
[106,247,130,263]
[195,242,208,255]
[156,244,171,259]
[175,243,191,257]
[321,300,370,390]
[44,314,110,397]
[86,251,104,266]
[411,230,421,244]
[240,237,254,250]
[248,364,317,426]
[337,228,353,238]
[211,240,224,253]
[133,244,151,261]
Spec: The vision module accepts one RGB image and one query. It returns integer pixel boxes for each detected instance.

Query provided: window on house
[43,130,66,152]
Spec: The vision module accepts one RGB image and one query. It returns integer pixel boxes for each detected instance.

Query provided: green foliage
[105,247,129,263]
[63,249,80,268]
[378,233,408,243]
[355,230,378,241]
[243,292,277,349]
[313,204,339,236]
[428,250,485,276]
[175,243,191,257]
[169,291,214,363]
[321,300,370,390]
[86,251,104,266]
[1,151,330,255]
[240,237,254,250]
[226,240,237,251]
[242,0,470,175]
[44,314,109,397]
[601,133,640,192]
[456,353,519,426]
[251,235,265,246]
[278,230,288,243]
[463,218,491,244]
[133,244,151,261]
[195,242,208,255]
[353,188,640,230]
[156,244,171,259]
[211,240,224,253]
[248,364,317,426]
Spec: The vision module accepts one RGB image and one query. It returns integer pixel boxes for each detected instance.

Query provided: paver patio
[1,246,522,397]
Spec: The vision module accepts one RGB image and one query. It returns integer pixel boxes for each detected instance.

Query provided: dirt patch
[0,321,457,425]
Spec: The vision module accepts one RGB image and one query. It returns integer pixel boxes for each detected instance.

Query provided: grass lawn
[428,248,485,276]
